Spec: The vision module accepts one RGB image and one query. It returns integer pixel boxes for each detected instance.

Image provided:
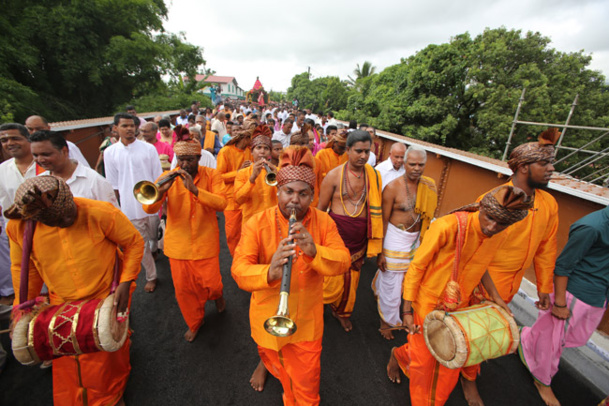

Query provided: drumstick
[0,328,10,334]
[379,326,410,332]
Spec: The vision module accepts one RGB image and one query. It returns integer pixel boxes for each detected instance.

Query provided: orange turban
[276,146,316,190]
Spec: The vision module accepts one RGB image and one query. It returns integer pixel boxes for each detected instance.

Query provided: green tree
[347,61,377,86]
[0,0,204,122]
[287,73,350,112]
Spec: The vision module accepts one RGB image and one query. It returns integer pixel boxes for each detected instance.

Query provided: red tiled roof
[49,110,179,131]
[200,75,236,84]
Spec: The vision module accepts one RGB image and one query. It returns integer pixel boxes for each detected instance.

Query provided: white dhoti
[372,223,419,326]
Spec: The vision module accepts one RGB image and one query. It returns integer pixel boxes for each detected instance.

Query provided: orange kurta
[216,144,252,256]
[143,166,227,332]
[234,165,277,226]
[232,206,350,406]
[7,198,144,406]
[315,148,347,178]
[203,130,217,151]
[395,212,509,406]
[461,182,558,381]
[231,206,351,351]
[312,156,323,207]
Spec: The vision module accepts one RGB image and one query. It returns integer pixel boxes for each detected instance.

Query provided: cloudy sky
[164,0,609,93]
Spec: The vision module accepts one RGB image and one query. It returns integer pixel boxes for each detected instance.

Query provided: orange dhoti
[53,338,131,406]
[169,257,223,333]
[224,210,242,257]
[393,313,462,406]
[258,338,322,406]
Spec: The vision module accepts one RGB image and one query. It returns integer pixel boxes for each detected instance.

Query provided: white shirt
[0,158,37,221]
[375,158,405,191]
[104,139,162,220]
[367,151,377,167]
[272,130,292,148]
[291,122,301,133]
[175,116,189,126]
[67,141,91,168]
[170,149,216,170]
[211,120,227,137]
[41,161,119,208]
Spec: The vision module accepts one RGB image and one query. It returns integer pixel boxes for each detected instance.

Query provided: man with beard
[318,130,383,332]
[386,186,533,406]
[459,129,559,406]
[373,145,437,340]
[232,146,350,405]
[142,141,227,342]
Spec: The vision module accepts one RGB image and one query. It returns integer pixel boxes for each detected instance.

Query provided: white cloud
[163,0,609,92]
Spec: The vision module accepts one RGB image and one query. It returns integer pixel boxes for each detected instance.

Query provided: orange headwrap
[251,124,272,149]
[276,146,316,190]
[326,129,348,148]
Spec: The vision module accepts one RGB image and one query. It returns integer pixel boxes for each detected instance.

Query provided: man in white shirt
[272,119,294,148]
[0,123,37,303]
[291,112,305,133]
[326,112,338,127]
[211,111,227,138]
[104,113,163,293]
[375,143,406,190]
[175,109,189,126]
[30,130,119,208]
[25,115,91,168]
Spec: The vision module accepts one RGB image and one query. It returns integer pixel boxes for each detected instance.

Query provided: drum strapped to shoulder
[423,301,519,369]
[11,220,129,366]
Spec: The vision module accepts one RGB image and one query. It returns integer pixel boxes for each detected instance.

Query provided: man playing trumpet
[142,141,227,342]
[234,124,277,226]
[231,146,351,405]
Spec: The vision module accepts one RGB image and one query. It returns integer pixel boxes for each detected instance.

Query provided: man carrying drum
[231,146,350,406]
[6,176,144,406]
[386,185,532,406]
[460,128,560,406]
[142,141,227,343]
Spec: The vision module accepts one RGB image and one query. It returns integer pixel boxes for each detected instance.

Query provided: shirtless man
[374,145,437,339]
[318,130,383,331]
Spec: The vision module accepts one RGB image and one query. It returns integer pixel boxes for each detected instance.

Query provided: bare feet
[379,320,394,340]
[184,325,201,342]
[331,309,352,332]
[144,279,157,293]
[40,360,53,369]
[534,381,561,406]
[215,297,226,313]
[461,376,484,406]
[387,347,401,384]
[249,360,268,392]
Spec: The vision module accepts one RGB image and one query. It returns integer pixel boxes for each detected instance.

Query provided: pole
[553,131,609,166]
[554,94,579,157]
[502,88,526,161]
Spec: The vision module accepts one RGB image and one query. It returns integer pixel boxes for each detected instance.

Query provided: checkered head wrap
[507,128,560,173]
[225,122,255,146]
[450,185,533,225]
[251,125,272,149]
[174,140,201,156]
[4,176,76,224]
[276,146,316,190]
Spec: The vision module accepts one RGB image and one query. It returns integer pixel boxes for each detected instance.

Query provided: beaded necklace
[403,175,420,231]
[340,163,367,218]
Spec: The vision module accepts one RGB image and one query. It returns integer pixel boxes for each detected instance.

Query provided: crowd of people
[0,101,607,406]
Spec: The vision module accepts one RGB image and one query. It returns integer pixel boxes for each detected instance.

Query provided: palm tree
[347,61,376,86]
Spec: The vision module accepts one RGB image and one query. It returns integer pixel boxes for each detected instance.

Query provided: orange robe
[232,206,350,405]
[216,144,252,256]
[234,165,277,226]
[203,130,217,152]
[461,182,558,381]
[7,198,144,406]
[315,148,347,178]
[393,212,508,406]
[143,166,227,332]
[312,156,323,208]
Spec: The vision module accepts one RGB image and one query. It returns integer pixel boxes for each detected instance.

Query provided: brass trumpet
[133,172,182,205]
[264,208,297,337]
[263,163,277,187]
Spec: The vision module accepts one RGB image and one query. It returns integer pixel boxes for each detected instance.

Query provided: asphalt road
[0,213,604,405]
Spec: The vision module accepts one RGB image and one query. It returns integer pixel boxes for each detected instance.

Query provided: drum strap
[437,212,468,311]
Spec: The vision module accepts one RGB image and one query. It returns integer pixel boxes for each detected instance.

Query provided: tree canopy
[0,0,205,122]
[288,28,609,176]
